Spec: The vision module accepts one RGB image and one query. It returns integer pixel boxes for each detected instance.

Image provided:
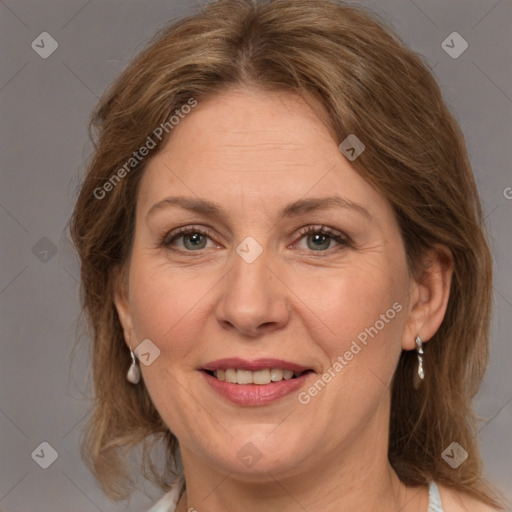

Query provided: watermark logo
[237,442,262,468]
[32,237,58,263]
[31,441,58,469]
[236,236,263,264]
[338,134,365,161]
[134,338,161,366]
[441,442,468,469]
[441,32,468,59]
[31,32,58,59]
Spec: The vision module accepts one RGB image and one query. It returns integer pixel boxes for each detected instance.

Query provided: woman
[70,0,506,510]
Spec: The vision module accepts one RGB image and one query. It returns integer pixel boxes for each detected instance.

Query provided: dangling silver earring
[413,335,424,389]
[127,348,140,384]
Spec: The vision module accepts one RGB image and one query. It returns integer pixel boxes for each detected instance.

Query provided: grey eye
[306,233,333,251]
[182,233,208,250]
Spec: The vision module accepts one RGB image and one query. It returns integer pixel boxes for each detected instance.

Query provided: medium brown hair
[70,0,503,506]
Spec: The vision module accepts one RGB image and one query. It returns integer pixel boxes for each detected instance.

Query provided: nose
[214,247,290,338]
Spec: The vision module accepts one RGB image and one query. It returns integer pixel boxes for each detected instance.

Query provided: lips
[200,358,315,406]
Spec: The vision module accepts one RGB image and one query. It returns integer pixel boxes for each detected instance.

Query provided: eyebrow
[146,195,371,222]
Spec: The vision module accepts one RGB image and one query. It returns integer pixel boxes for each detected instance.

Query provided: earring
[127,348,141,384]
[413,335,424,389]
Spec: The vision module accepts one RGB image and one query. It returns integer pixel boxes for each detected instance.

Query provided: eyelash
[293,225,350,253]
[160,224,350,256]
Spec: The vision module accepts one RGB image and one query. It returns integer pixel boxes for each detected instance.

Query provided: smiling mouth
[203,368,314,385]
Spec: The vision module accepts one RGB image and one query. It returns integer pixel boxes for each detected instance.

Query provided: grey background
[1,0,511,510]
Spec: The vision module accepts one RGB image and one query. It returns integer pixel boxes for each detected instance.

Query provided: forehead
[137,88,390,221]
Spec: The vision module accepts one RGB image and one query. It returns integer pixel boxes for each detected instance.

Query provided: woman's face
[115,88,420,480]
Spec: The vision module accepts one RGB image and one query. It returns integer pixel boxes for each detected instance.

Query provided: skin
[114,87,468,511]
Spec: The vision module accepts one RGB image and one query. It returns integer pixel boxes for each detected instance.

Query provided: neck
[177,466,409,512]
[176,418,428,512]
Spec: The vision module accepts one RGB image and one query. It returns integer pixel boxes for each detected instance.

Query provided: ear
[402,245,453,350]
[113,264,136,350]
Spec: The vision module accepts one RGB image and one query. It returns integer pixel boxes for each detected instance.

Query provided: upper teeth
[213,368,302,385]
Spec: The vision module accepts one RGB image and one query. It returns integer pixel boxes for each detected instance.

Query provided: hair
[69,0,504,507]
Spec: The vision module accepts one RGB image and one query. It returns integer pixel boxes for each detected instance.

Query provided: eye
[294,225,349,252]
[160,224,349,255]
[161,226,218,251]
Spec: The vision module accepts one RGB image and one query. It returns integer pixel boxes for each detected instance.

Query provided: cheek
[127,255,218,357]
[125,258,216,438]
[290,263,408,434]
[294,260,407,356]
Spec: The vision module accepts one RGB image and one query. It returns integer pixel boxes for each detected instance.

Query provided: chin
[200,431,312,480]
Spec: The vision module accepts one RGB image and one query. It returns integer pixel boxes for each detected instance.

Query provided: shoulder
[437,483,501,512]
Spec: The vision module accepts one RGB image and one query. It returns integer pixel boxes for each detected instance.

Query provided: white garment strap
[428,481,444,511]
